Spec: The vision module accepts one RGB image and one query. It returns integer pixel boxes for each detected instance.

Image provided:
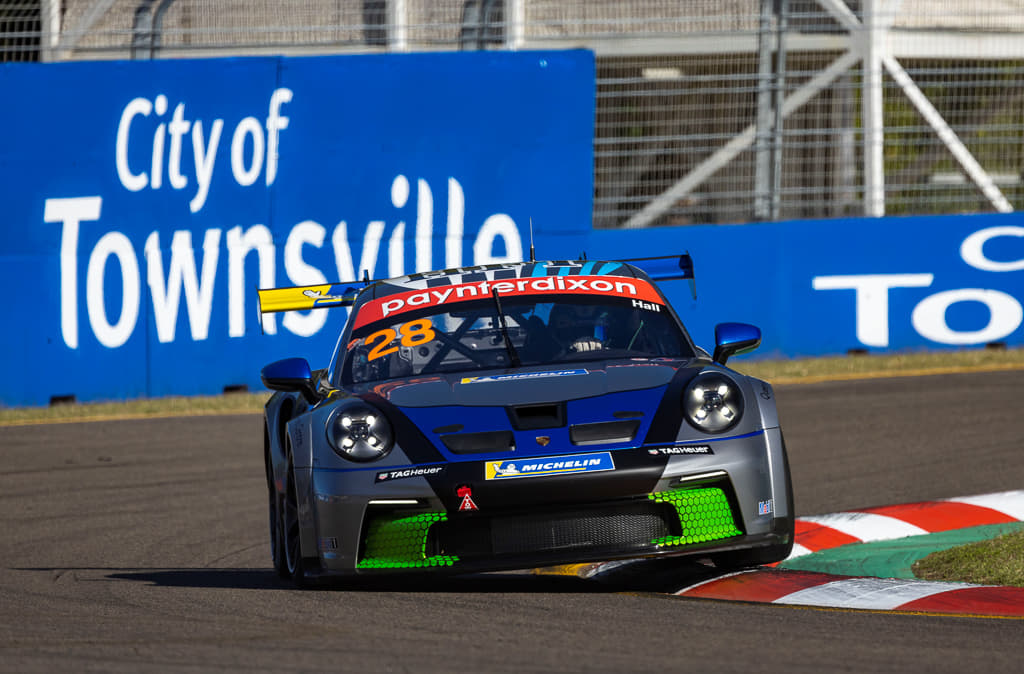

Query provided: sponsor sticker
[302,288,347,307]
[375,465,445,482]
[461,369,588,384]
[758,499,773,515]
[485,452,614,480]
[354,275,664,328]
[457,485,479,511]
[647,445,714,456]
[631,299,661,312]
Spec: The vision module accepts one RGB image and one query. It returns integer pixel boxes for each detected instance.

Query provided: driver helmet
[550,303,609,351]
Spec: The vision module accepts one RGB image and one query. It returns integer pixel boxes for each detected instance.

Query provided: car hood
[352,359,692,407]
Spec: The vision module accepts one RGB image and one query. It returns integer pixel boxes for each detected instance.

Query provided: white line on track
[785,543,814,560]
[945,490,1024,520]
[773,577,985,610]
[795,511,929,542]
[674,569,756,595]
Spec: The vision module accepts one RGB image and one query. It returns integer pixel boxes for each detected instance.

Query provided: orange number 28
[365,319,436,361]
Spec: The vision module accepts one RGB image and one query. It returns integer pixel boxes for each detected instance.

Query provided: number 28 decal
[364,318,437,361]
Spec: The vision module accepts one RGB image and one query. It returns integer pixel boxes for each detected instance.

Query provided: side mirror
[712,322,761,366]
[261,357,318,402]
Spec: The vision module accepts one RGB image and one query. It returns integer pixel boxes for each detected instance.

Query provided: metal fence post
[862,0,886,216]
[754,0,775,221]
[770,0,788,221]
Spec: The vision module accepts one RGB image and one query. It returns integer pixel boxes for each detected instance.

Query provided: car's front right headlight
[682,372,744,434]
[326,402,394,461]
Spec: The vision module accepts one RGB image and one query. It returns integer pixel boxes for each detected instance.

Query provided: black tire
[265,426,289,579]
[268,483,289,579]
[282,459,316,588]
[712,537,793,571]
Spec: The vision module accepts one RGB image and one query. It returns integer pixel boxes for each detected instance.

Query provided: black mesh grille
[507,403,565,430]
[569,419,641,445]
[430,501,676,559]
[441,430,515,454]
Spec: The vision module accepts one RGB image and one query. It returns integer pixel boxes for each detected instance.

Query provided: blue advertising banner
[3,51,1022,407]
[590,213,1024,359]
[0,51,595,405]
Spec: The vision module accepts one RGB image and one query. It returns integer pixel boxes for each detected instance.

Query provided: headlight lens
[683,373,744,434]
[327,402,394,461]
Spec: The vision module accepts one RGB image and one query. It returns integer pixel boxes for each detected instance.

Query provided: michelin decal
[485,452,615,480]
[460,369,588,385]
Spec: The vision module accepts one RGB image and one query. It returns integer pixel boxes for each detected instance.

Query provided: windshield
[340,284,692,385]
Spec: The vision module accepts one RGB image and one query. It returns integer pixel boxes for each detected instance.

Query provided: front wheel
[268,482,289,579]
[712,538,793,570]
[266,438,289,579]
[282,460,317,588]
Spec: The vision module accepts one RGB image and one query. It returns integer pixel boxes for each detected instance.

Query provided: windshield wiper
[490,288,522,368]
[627,319,645,350]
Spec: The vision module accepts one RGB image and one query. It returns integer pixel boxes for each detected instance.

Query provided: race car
[257,256,793,586]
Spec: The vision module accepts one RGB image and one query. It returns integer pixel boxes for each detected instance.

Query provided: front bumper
[304,427,792,576]
[357,481,741,571]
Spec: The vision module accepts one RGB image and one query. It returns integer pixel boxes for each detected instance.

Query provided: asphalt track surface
[1,370,1022,673]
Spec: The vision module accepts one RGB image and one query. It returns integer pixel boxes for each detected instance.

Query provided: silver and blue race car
[258,256,793,585]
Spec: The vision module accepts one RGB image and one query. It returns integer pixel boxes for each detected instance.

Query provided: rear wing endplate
[622,253,696,299]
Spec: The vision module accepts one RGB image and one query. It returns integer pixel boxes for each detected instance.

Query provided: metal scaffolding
[3,0,1022,225]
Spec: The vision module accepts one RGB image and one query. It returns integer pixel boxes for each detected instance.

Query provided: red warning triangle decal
[457,486,479,511]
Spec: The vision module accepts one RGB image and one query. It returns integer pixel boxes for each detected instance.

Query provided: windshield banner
[353,275,664,328]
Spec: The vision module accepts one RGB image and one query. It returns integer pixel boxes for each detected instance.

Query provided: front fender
[285,411,318,561]
[744,376,781,430]
[265,391,306,496]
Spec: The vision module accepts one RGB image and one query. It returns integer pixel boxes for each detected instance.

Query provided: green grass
[0,392,271,425]
[912,530,1024,588]
[2,347,1023,426]
[732,346,1024,383]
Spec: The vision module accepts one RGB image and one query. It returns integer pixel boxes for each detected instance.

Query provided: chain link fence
[4,0,1023,226]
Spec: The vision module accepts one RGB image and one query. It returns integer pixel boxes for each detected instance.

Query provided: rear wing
[622,253,696,299]
[256,253,696,317]
[257,283,363,314]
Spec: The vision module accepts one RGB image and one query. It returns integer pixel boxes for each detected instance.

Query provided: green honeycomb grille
[648,487,742,546]
[357,512,458,569]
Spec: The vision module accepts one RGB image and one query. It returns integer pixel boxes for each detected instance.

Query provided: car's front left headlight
[683,372,744,434]
[327,402,395,461]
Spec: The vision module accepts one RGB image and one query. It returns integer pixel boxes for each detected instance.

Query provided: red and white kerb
[677,568,1024,616]
[785,490,1024,560]
[675,490,1024,616]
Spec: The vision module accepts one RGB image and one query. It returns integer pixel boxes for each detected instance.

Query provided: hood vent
[507,403,565,430]
[441,430,515,454]
[570,420,641,446]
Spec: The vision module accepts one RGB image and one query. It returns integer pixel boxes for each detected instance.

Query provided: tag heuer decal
[646,445,714,456]
[375,465,445,482]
